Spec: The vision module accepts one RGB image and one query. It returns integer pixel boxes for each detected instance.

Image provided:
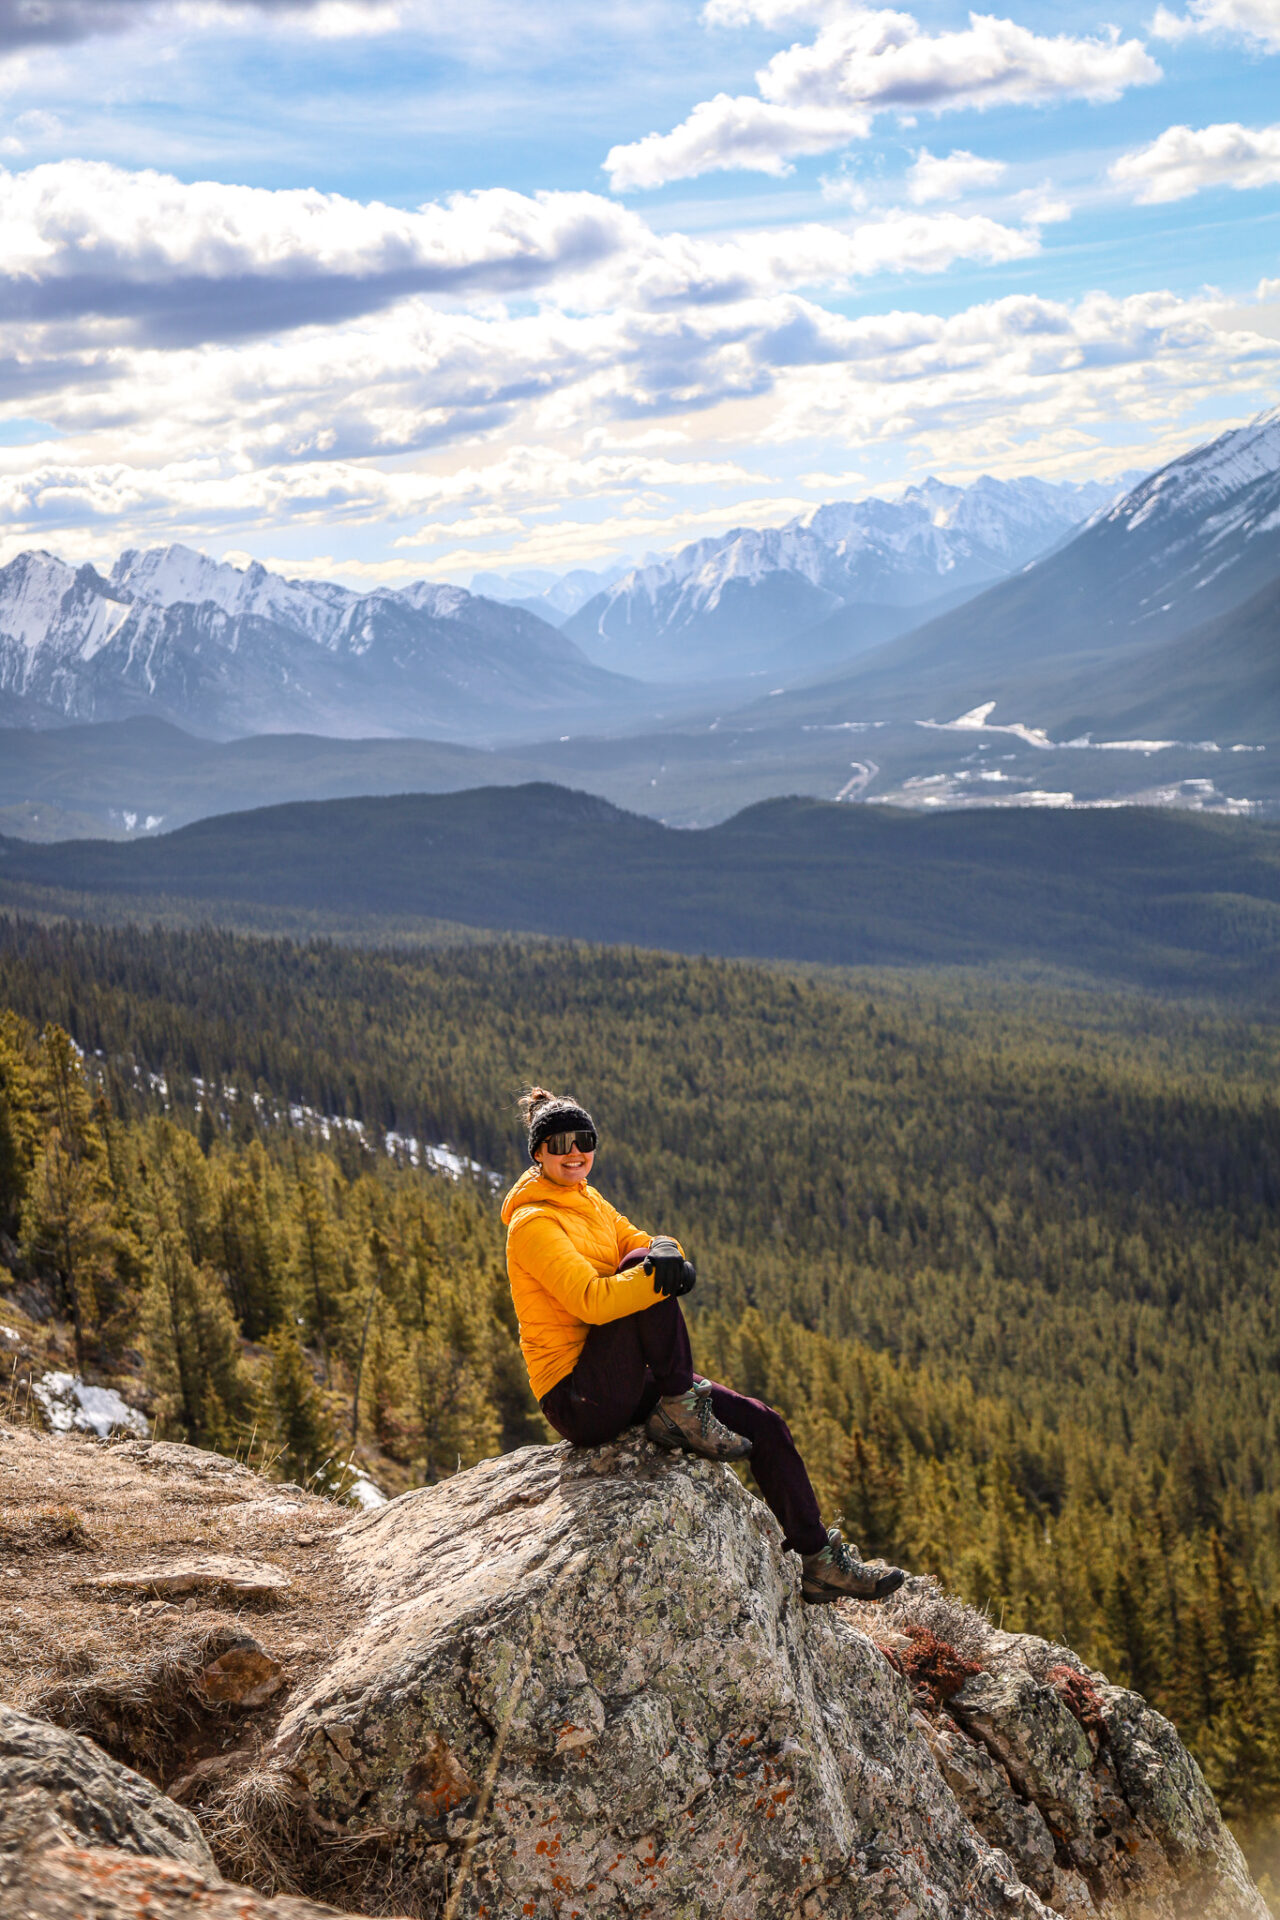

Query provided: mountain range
[559,475,1131,682]
[751,407,1280,733]
[0,471,1132,746]
[0,546,657,744]
[1,415,1278,835]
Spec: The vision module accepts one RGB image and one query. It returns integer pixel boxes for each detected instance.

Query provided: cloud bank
[0,160,1045,348]
[606,7,1160,188]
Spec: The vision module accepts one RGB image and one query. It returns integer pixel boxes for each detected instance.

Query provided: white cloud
[1111,121,1280,201]
[616,208,1043,305]
[607,8,1160,189]
[1151,0,1280,51]
[799,466,869,486]
[702,0,833,23]
[605,95,868,190]
[759,12,1158,112]
[0,156,1045,359]
[0,162,649,340]
[908,147,1006,203]
[0,275,1274,568]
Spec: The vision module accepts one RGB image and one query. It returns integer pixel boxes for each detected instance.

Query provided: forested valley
[0,913,1276,1899]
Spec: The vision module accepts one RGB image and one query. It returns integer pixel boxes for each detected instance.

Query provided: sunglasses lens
[544,1129,597,1156]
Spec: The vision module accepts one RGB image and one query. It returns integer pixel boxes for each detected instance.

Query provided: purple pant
[540,1295,827,1556]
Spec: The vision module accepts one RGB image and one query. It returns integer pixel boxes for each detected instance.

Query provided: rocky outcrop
[0,1424,1266,1919]
[0,1844,391,1920]
[0,1704,214,1869]
[233,1434,1266,1920]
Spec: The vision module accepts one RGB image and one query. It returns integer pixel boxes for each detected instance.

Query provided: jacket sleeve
[509,1210,661,1325]
[597,1192,682,1265]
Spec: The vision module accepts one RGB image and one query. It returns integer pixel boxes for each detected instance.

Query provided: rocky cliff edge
[0,1423,1268,1920]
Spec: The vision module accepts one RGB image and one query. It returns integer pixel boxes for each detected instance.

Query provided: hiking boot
[800,1528,905,1605]
[646,1381,752,1462]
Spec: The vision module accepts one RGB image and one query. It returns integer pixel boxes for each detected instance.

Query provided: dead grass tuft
[0,1502,94,1552]
[844,1572,995,1666]
[207,1765,435,1917]
[205,1763,308,1896]
[27,1619,252,1779]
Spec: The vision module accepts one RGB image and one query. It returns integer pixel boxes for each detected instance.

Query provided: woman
[502,1086,905,1605]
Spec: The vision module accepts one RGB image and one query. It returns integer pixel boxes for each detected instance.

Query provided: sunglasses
[542,1129,598,1157]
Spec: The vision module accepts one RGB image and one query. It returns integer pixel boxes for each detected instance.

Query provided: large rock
[0,1844,395,1919]
[89,1555,290,1602]
[244,1435,1266,1919]
[0,1705,214,1871]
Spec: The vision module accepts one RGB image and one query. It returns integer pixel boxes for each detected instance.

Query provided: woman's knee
[713,1387,796,1451]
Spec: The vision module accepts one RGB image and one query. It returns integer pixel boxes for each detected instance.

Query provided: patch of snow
[919,705,1053,750]
[346,1475,388,1511]
[183,1073,501,1188]
[834,761,878,802]
[32,1371,148,1439]
[915,706,1261,759]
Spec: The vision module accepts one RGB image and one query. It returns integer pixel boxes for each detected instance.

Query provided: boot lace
[825,1531,857,1573]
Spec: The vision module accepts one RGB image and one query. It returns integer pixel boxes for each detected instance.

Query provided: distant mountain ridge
[745,405,1280,737]
[561,473,1135,682]
[0,545,646,742]
[1,783,1277,996]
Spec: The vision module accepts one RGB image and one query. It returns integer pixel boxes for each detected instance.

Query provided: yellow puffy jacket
[501,1166,663,1400]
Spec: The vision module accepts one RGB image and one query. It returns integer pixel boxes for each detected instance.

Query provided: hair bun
[518,1084,557,1126]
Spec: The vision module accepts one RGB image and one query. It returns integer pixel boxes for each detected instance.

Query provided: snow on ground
[884,771,1258,813]
[346,1475,389,1511]
[32,1371,149,1438]
[180,1076,498,1187]
[918,703,1264,757]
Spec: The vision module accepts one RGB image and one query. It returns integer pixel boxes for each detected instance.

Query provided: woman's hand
[644,1236,696,1297]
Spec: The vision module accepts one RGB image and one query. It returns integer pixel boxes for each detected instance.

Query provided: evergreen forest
[0,913,1276,1899]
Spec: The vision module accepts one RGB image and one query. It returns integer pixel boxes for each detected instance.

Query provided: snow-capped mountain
[0,546,639,742]
[562,474,1133,682]
[750,404,1280,732]
[1086,406,1280,623]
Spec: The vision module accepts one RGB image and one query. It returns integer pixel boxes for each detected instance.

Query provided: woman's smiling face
[535,1141,595,1187]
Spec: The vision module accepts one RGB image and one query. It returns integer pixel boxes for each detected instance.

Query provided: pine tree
[287,1167,347,1379]
[0,1011,40,1236]
[141,1228,250,1450]
[260,1324,343,1491]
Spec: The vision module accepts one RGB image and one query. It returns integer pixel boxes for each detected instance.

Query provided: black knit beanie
[528,1097,596,1163]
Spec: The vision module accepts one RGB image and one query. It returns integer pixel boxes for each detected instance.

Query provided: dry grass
[842,1571,996,1666]
[0,1502,93,1552]
[0,1422,363,1839]
[209,1764,437,1918]
[28,1619,261,1779]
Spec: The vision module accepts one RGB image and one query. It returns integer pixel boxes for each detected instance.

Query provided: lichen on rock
[221,1433,1268,1919]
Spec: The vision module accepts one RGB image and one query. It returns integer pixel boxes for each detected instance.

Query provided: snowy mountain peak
[113,544,252,615]
[0,540,617,737]
[1116,406,1280,535]
[0,549,130,663]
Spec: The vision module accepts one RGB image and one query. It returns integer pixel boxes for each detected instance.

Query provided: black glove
[645,1236,696,1298]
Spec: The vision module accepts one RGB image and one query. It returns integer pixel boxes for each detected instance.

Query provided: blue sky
[0,0,1278,586]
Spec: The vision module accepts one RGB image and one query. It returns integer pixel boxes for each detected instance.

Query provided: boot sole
[800,1568,905,1605]
[645,1421,752,1463]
